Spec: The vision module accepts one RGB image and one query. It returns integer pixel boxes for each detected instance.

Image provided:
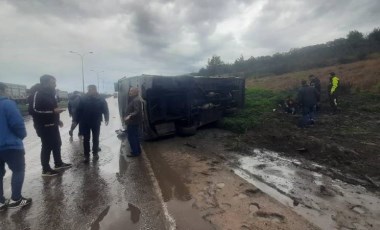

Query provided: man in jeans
[31,75,72,176]
[0,83,32,211]
[124,87,142,157]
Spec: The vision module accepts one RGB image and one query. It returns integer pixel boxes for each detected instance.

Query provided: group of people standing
[0,75,107,211]
[296,72,340,127]
[0,74,143,212]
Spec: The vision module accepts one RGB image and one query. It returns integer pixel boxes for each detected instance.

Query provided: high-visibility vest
[330,76,339,94]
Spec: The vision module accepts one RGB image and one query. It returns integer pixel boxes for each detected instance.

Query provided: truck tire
[177,125,197,136]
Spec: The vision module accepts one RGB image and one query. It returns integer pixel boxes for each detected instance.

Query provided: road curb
[141,146,176,230]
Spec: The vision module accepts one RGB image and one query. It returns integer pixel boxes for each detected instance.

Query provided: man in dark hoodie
[297,80,319,128]
[31,75,72,176]
[76,85,109,163]
[0,83,32,211]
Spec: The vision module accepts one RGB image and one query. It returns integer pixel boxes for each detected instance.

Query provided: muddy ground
[143,132,318,230]
[143,127,380,230]
[239,93,380,190]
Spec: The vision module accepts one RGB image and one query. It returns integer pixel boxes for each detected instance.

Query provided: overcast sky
[0,0,379,93]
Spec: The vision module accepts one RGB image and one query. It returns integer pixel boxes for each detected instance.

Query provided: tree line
[197,28,380,77]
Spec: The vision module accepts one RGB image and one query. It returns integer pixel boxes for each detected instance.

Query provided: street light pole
[70,51,93,93]
[90,70,104,93]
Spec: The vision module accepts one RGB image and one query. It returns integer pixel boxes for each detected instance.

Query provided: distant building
[2,82,27,100]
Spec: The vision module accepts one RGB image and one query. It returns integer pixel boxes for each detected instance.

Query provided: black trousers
[39,126,63,171]
[82,122,101,158]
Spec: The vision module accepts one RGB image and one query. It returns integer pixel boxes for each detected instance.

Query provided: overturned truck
[115,75,245,140]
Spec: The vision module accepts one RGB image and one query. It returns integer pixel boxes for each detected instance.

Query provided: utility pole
[70,51,93,93]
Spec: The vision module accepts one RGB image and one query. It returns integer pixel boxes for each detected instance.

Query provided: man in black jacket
[77,85,109,163]
[31,75,72,176]
[309,74,321,111]
[297,80,319,128]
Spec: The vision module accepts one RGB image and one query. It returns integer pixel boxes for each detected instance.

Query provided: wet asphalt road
[0,98,167,230]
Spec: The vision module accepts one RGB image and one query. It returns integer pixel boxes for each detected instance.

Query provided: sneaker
[93,153,99,160]
[55,163,72,169]
[0,200,9,212]
[42,169,60,177]
[8,197,32,209]
[69,130,73,137]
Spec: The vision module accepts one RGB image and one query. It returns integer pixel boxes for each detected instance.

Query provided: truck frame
[116,75,245,140]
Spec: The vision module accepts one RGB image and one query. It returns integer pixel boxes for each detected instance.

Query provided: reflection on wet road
[0,98,166,230]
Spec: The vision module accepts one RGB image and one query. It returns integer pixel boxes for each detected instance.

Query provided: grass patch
[222,88,291,133]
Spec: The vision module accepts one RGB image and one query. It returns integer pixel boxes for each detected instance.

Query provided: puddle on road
[90,203,141,230]
[235,149,380,230]
[144,143,215,230]
[167,199,215,230]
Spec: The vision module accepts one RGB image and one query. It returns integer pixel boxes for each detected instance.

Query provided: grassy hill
[246,56,380,93]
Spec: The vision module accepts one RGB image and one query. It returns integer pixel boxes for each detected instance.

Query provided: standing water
[234,149,380,230]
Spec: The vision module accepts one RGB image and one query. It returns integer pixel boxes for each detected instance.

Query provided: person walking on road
[76,85,109,163]
[30,75,72,176]
[68,91,82,138]
[0,83,32,211]
[124,87,143,157]
[297,80,319,128]
[328,72,340,114]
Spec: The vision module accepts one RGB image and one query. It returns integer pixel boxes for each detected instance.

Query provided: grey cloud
[5,0,121,19]
[242,0,380,54]
[1,0,379,92]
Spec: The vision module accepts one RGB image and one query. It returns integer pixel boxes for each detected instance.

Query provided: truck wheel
[177,125,197,136]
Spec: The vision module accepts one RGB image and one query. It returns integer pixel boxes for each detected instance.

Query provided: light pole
[70,51,93,93]
[90,70,104,93]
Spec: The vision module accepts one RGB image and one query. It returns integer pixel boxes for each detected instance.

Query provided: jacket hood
[0,96,7,101]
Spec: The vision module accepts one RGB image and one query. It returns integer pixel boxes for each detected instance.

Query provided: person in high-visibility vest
[328,72,340,113]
